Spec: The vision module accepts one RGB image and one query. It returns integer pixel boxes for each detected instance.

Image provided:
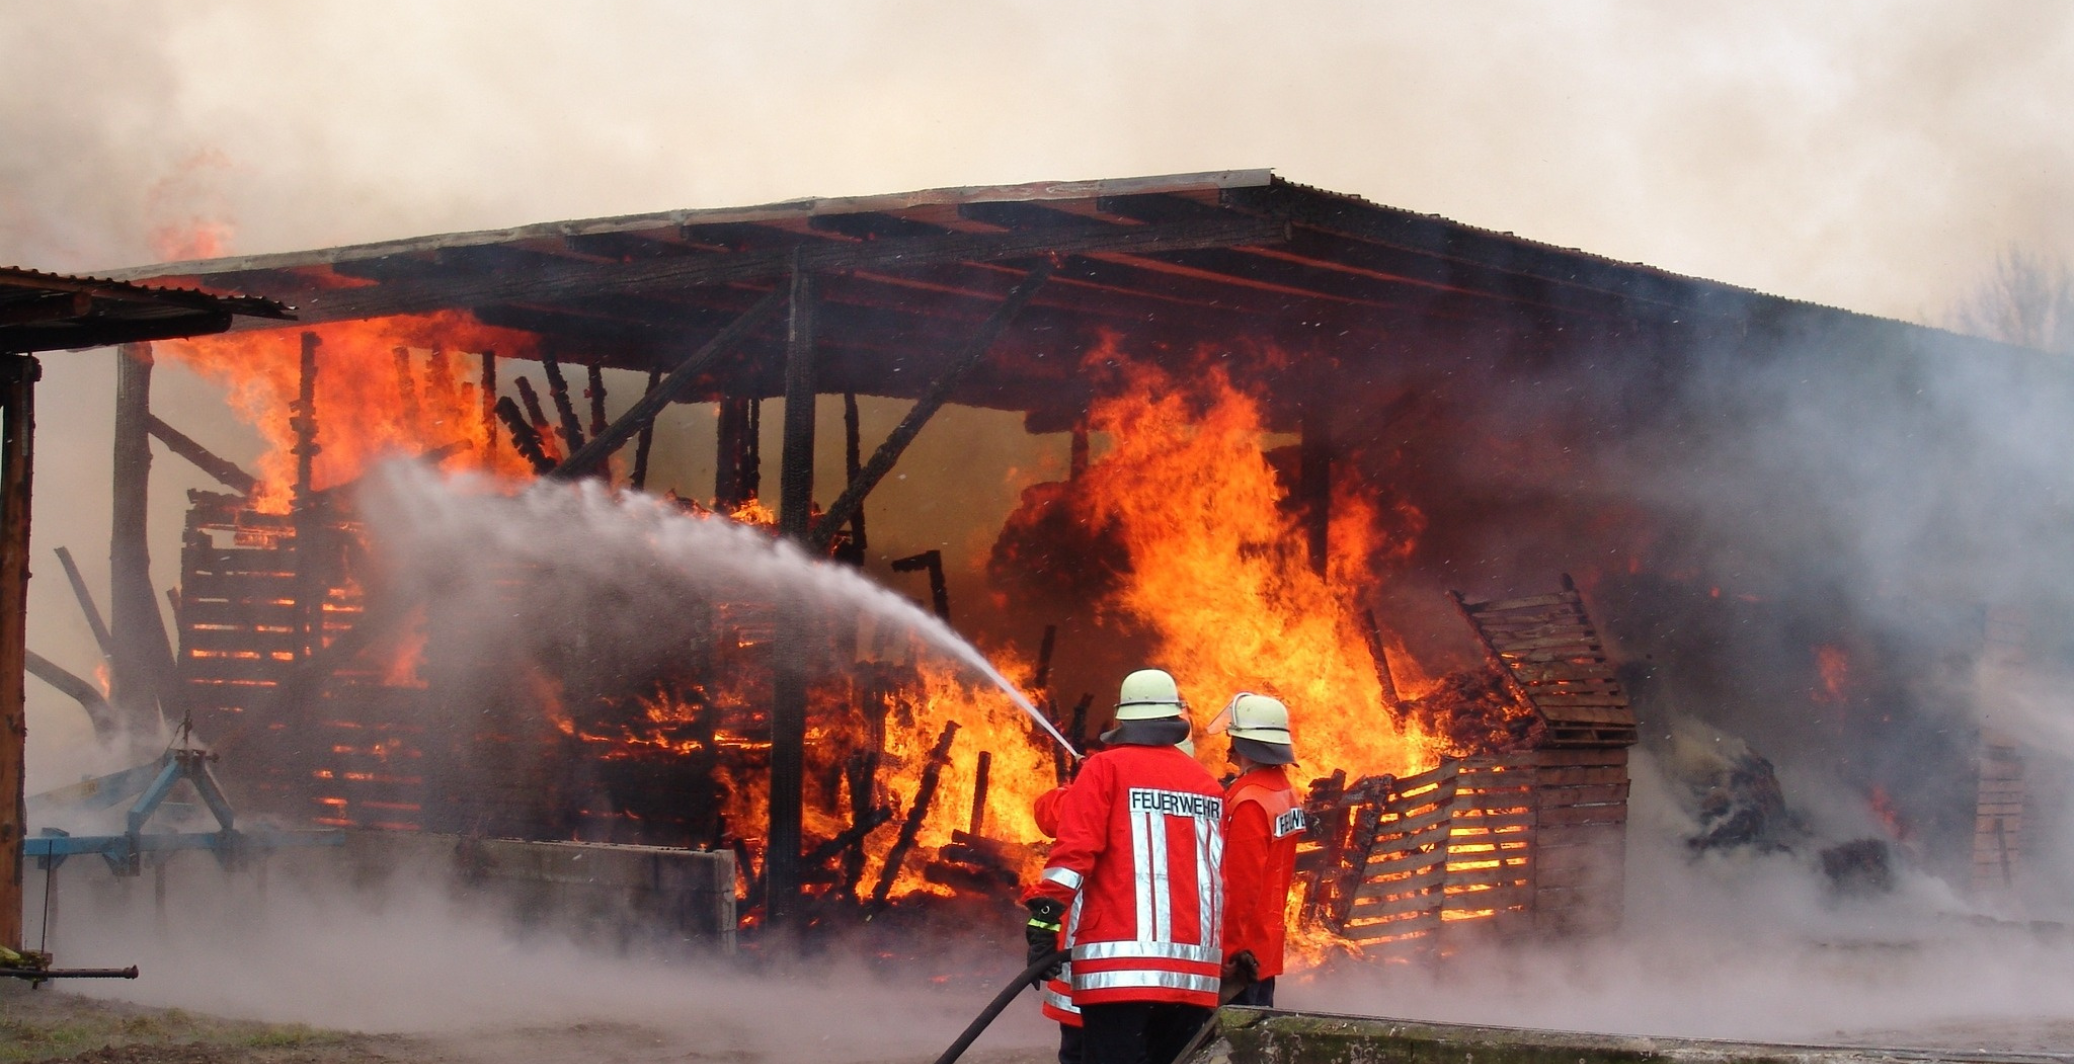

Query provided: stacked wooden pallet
[1972,736,2024,894]
[1337,755,1538,955]
[1450,574,1636,747]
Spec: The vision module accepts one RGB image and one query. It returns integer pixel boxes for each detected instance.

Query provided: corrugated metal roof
[0,265,292,353]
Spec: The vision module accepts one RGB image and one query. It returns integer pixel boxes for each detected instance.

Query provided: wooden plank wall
[1972,735,2024,895]
[1531,746,1628,935]
[1454,577,1637,747]
[1325,745,1631,952]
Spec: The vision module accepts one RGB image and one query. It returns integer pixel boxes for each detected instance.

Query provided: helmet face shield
[1205,692,1253,736]
[1219,692,1295,752]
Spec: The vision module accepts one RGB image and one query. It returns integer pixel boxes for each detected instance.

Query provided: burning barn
[63,169,2070,956]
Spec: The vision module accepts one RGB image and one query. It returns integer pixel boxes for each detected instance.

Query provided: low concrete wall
[319,831,736,955]
[1191,1009,2047,1064]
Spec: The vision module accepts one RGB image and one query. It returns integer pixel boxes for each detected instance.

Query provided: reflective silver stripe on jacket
[1042,866,1083,891]
[1130,807,1154,934]
[1074,940,1222,964]
[1075,970,1221,995]
[1195,812,1221,946]
[1044,987,1081,1015]
[1149,808,1172,941]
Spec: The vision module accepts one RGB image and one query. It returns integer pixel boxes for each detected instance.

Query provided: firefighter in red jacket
[1032,783,1083,1064]
[1209,692,1304,1008]
[1024,669,1225,1064]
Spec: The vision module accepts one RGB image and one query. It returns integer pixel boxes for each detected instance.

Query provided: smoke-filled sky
[2,1,2070,323]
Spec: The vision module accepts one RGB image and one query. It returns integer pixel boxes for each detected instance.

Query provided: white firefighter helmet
[1114,668,1186,720]
[1210,692,1296,763]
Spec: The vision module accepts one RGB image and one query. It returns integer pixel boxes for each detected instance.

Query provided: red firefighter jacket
[1025,744,1225,1008]
[1031,786,1081,1026]
[1221,765,1304,980]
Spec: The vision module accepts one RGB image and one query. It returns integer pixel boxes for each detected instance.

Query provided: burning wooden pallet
[1450,574,1637,748]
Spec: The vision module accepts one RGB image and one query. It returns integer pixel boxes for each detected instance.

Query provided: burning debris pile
[124,306,1648,955]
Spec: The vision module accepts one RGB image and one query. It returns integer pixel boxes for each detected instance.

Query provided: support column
[766,265,817,929]
[0,354,40,951]
[291,333,322,662]
[715,396,751,509]
[111,343,169,729]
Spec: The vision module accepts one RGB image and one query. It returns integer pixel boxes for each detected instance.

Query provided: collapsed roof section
[0,267,290,354]
[109,170,1945,433]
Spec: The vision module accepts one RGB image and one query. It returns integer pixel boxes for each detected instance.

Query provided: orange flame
[1069,347,1431,778]
[1813,644,1851,703]
[160,315,541,512]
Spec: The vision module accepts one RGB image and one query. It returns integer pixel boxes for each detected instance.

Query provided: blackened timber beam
[514,377,552,449]
[53,547,112,659]
[840,392,866,559]
[0,354,36,951]
[766,263,817,932]
[286,216,1284,323]
[478,350,498,458]
[776,265,819,540]
[807,261,1055,553]
[494,397,554,474]
[25,650,118,742]
[585,364,608,437]
[629,367,659,491]
[540,352,587,453]
[891,551,951,624]
[549,285,788,480]
[145,414,256,494]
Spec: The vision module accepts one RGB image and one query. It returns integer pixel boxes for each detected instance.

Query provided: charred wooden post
[53,547,112,659]
[869,719,960,911]
[540,351,586,453]
[514,376,554,457]
[1069,424,1090,481]
[110,343,168,727]
[291,333,323,662]
[744,399,761,501]
[969,750,993,836]
[1067,692,1092,751]
[145,415,256,495]
[1034,625,1058,690]
[493,397,554,474]
[0,354,37,951]
[392,347,421,432]
[714,395,751,508]
[478,351,498,457]
[837,391,866,562]
[808,261,1055,553]
[1360,607,1405,714]
[891,550,950,624]
[585,363,608,438]
[424,345,460,416]
[767,265,818,930]
[630,367,661,492]
[838,743,889,903]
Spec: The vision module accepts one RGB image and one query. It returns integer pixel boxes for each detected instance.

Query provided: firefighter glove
[1224,949,1260,985]
[1025,897,1067,980]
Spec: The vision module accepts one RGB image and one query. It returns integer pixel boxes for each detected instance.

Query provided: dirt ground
[0,982,1052,1064]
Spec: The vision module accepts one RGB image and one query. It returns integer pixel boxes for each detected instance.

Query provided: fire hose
[1,965,140,981]
[1,947,139,984]
[929,948,1069,1064]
